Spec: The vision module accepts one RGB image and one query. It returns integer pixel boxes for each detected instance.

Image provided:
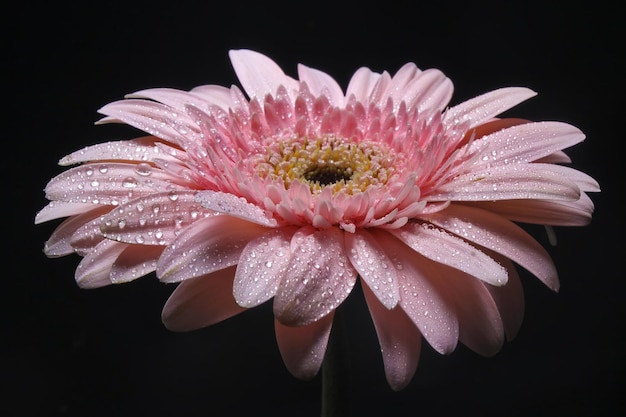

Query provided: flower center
[255,136,396,195]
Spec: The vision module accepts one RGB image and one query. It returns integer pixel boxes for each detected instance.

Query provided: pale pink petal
[35,201,97,224]
[297,63,345,106]
[189,84,235,109]
[97,99,197,147]
[466,192,595,226]
[471,121,585,169]
[100,191,216,246]
[110,244,163,284]
[391,222,508,286]
[161,266,245,332]
[274,313,334,380]
[426,204,559,291]
[435,267,505,357]
[402,68,453,112]
[44,162,185,206]
[273,227,357,326]
[229,49,298,100]
[362,283,422,391]
[344,228,400,309]
[156,216,267,283]
[42,206,110,256]
[233,227,297,308]
[194,190,278,227]
[541,164,600,192]
[58,136,180,166]
[75,239,128,288]
[484,254,525,340]
[345,67,382,102]
[444,87,537,128]
[125,88,219,111]
[428,163,581,202]
[370,230,459,354]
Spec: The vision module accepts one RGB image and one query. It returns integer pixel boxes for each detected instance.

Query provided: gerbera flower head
[36,49,599,390]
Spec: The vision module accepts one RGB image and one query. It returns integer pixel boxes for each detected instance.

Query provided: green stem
[321,307,350,417]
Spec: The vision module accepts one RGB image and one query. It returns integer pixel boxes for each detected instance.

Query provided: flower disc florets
[256,135,397,195]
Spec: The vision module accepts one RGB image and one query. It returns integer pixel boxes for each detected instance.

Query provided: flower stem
[321,306,351,417]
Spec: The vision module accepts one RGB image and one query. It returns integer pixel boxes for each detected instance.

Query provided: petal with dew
[161,266,245,332]
[470,121,586,169]
[426,204,559,291]
[59,136,180,166]
[101,191,216,246]
[345,228,400,309]
[229,49,299,100]
[234,227,297,308]
[345,67,382,103]
[43,206,110,257]
[297,63,345,107]
[97,100,197,147]
[156,216,268,283]
[484,254,525,340]
[35,201,98,224]
[444,87,537,128]
[371,230,459,354]
[44,162,186,206]
[75,239,128,288]
[194,190,278,227]
[274,313,334,380]
[428,163,581,202]
[273,227,357,326]
[467,193,596,226]
[435,267,504,357]
[391,222,508,286]
[110,244,163,284]
[362,283,422,390]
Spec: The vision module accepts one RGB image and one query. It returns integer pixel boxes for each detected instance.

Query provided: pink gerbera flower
[36,49,598,390]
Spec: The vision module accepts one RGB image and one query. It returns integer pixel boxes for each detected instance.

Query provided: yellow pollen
[256,136,396,194]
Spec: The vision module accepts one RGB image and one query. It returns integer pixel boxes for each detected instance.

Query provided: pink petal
[100,191,216,246]
[370,230,459,354]
[43,206,110,256]
[344,229,400,309]
[391,222,508,286]
[189,84,236,109]
[274,313,334,380]
[429,163,581,202]
[58,136,180,166]
[444,87,537,128]
[74,239,128,288]
[156,216,268,283]
[161,266,245,332]
[44,162,185,206]
[466,192,596,226]
[273,227,357,326]
[194,190,278,227]
[362,283,422,391]
[426,204,559,291]
[97,99,197,147]
[432,266,504,357]
[484,254,525,340]
[345,67,382,103]
[125,88,219,111]
[35,201,97,224]
[233,227,297,308]
[470,121,585,169]
[403,68,453,112]
[297,63,345,106]
[228,49,298,100]
[110,244,163,284]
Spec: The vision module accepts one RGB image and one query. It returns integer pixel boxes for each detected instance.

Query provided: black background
[5,1,623,416]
